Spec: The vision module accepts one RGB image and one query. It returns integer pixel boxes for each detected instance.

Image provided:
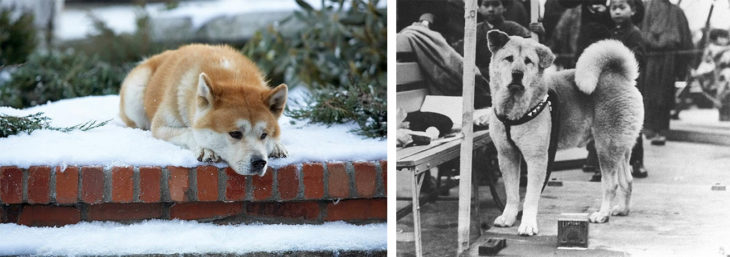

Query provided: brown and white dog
[480,30,643,235]
[119,44,288,176]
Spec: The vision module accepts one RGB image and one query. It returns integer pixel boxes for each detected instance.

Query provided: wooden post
[457,0,477,255]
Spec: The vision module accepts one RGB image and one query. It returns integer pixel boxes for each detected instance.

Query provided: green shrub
[242,0,386,138]
[0,7,37,66]
[0,50,130,108]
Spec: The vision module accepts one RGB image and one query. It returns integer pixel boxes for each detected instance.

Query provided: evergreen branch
[0,112,110,138]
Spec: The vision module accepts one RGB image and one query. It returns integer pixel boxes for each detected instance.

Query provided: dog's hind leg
[492,146,522,228]
[119,66,153,129]
[590,142,630,223]
[611,151,633,216]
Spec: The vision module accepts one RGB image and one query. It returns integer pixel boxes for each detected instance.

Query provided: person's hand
[529,22,545,36]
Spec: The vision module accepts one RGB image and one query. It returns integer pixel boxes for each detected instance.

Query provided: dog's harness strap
[545,89,560,192]
[495,90,560,193]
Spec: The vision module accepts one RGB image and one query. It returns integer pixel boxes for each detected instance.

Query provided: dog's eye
[504,56,513,62]
[524,57,533,65]
[260,132,267,140]
[229,131,242,139]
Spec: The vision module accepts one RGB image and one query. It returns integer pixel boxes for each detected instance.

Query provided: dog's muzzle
[508,71,525,93]
[251,155,267,175]
[508,83,525,93]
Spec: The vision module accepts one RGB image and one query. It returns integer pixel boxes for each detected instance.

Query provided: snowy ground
[0,220,386,256]
[0,87,386,169]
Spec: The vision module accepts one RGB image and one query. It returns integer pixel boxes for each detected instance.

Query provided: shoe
[651,135,666,146]
[632,164,648,178]
[589,172,601,182]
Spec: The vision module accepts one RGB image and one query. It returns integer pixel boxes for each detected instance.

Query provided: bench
[396,29,497,257]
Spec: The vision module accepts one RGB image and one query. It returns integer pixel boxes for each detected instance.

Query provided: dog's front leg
[493,145,522,228]
[150,116,220,162]
[519,150,548,236]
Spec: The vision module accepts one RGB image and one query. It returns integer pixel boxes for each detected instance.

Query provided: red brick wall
[0,161,386,226]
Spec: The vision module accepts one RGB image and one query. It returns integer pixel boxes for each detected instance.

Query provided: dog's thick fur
[484,30,643,235]
[119,44,288,176]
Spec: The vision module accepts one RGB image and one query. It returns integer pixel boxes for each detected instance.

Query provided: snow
[0,220,386,256]
[0,87,386,169]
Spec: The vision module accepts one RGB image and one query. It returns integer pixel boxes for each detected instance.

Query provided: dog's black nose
[508,83,525,92]
[512,71,524,82]
[251,158,267,171]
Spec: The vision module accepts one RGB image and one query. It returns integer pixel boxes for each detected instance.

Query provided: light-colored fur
[482,30,643,235]
[119,44,288,176]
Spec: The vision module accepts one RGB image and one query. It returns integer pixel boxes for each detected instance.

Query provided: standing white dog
[482,30,643,236]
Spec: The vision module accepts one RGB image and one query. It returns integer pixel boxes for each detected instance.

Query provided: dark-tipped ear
[197,73,214,108]
[487,30,510,53]
[535,44,555,69]
[266,84,287,117]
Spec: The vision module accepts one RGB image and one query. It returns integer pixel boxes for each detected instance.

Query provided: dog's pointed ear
[265,84,288,117]
[487,30,510,53]
[197,73,214,107]
[535,44,555,69]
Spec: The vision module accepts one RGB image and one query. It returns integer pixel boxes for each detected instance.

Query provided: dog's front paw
[197,148,221,163]
[517,218,539,236]
[493,214,517,227]
[611,206,630,216]
[270,142,288,158]
[589,211,610,223]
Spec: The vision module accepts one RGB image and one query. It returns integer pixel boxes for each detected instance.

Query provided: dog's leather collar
[494,94,550,126]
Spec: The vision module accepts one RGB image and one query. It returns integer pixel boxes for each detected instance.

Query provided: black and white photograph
[396,0,730,256]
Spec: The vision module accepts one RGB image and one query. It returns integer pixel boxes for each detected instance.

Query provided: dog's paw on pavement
[493,215,516,227]
[589,212,610,223]
[611,206,630,216]
[517,219,539,236]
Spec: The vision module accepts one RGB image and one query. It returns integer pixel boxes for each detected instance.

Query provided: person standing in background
[640,0,693,145]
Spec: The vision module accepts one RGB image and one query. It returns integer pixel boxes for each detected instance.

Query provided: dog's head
[714,49,730,89]
[192,72,287,176]
[486,30,555,120]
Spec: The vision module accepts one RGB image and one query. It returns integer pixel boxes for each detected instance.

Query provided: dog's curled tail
[574,40,639,95]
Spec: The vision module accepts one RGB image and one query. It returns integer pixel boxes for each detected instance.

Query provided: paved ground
[396,109,730,256]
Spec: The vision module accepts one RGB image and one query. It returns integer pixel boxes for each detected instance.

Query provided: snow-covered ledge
[0,94,386,226]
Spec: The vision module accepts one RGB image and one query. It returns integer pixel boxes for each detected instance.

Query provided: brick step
[1,199,386,226]
[0,161,387,226]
